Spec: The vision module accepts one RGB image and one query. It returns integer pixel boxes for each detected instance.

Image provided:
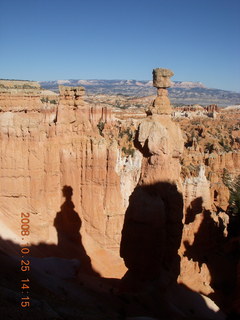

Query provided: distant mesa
[0,79,41,89]
[57,80,71,85]
[0,79,57,112]
[0,77,239,107]
[172,81,206,89]
[38,79,240,106]
[77,80,95,86]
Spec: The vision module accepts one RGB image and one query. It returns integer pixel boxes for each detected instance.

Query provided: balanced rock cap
[59,85,85,96]
[152,68,174,88]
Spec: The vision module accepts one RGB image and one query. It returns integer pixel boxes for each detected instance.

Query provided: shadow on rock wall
[184,197,238,313]
[119,182,225,319]
[21,185,100,277]
[53,185,98,275]
[120,182,183,290]
[0,184,234,319]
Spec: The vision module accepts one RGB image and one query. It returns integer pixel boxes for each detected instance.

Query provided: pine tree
[230,175,240,215]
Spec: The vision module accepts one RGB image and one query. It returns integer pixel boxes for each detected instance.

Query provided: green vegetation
[40,97,57,104]
[222,168,232,187]
[219,138,232,152]
[50,99,57,104]
[204,142,214,153]
[122,146,135,157]
[230,176,240,215]
[134,103,145,108]
[115,100,128,109]
[118,128,133,141]
[22,84,38,89]
[97,121,105,136]
[222,169,240,215]
[188,164,201,176]
[191,120,201,126]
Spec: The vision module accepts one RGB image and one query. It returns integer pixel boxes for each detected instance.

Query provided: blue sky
[0,0,239,91]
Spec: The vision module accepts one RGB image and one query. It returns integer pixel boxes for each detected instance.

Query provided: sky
[0,0,239,92]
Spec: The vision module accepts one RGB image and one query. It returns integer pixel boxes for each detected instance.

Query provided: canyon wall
[0,76,239,313]
[0,80,57,111]
[0,83,127,277]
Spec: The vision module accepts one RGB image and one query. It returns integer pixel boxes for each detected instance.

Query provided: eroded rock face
[0,73,239,315]
[147,68,174,116]
[0,80,41,89]
[59,85,85,106]
[119,70,185,297]
[137,115,183,184]
[119,69,239,315]
[0,84,126,278]
[0,80,57,111]
[152,68,174,88]
[120,182,183,291]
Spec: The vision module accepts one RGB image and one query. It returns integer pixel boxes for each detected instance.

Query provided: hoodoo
[147,68,174,115]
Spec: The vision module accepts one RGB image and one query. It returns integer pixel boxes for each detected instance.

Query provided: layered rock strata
[0,72,239,315]
[147,68,174,115]
[120,69,185,294]
[0,80,57,111]
[0,83,125,277]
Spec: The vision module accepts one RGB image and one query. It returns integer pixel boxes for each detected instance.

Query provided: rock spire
[147,68,174,116]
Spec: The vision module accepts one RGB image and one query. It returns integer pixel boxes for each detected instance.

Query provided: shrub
[41,98,57,104]
[222,168,232,188]
[40,97,49,103]
[122,146,135,157]
[119,128,133,141]
[219,139,231,152]
[204,142,214,153]
[49,99,57,104]
[229,175,240,216]
[97,121,105,136]
[223,171,240,216]
[115,100,128,109]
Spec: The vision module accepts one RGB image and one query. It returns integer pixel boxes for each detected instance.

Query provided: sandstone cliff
[0,82,126,278]
[0,75,239,318]
[0,80,57,111]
